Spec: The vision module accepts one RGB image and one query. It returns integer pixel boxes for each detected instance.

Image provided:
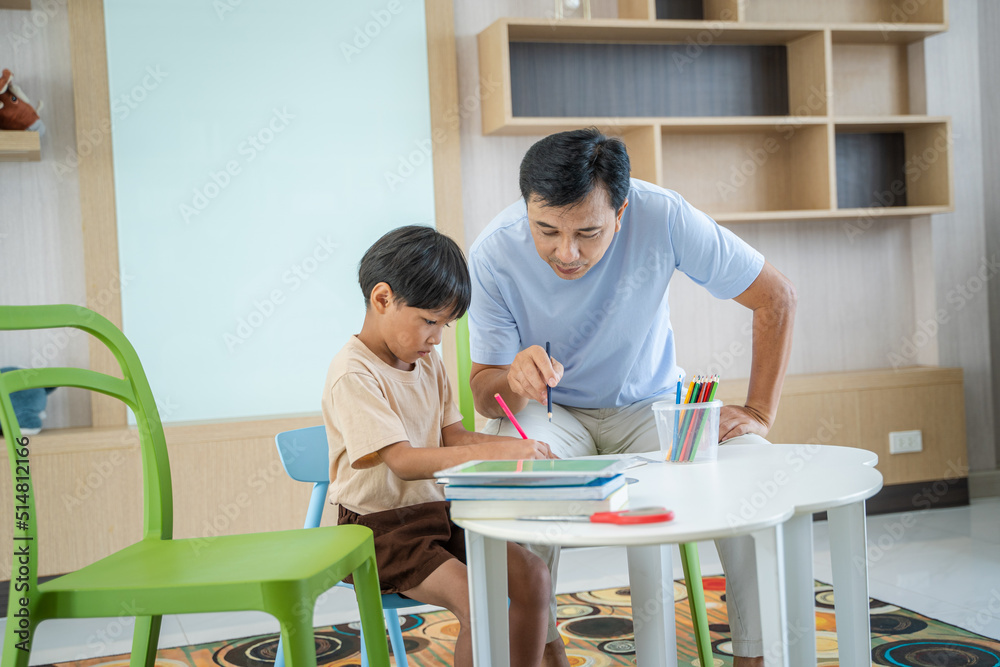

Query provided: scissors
[518,506,674,525]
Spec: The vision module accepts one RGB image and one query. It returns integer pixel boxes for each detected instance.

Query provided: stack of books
[434,459,632,520]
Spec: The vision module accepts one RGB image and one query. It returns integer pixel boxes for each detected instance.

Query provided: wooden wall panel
[0,415,325,578]
[715,366,967,486]
[0,0,92,430]
[67,0,127,427]
[425,0,466,390]
[857,383,967,485]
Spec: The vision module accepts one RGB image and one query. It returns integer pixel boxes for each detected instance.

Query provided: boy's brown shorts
[338,500,467,596]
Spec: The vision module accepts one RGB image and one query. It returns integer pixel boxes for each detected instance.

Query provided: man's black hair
[358,225,471,320]
[519,127,631,211]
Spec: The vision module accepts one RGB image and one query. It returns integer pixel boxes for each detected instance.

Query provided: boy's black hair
[519,127,631,211]
[358,225,471,320]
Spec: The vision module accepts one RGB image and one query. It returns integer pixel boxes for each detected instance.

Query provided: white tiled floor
[4,498,999,665]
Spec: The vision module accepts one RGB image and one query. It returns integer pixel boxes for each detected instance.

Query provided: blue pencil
[672,373,683,460]
[546,341,552,422]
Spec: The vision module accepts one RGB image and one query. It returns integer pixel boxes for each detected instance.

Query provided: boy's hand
[495,439,558,460]
[508,345,564,405]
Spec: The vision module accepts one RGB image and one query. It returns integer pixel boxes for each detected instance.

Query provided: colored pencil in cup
[676,376,701,460]
[688,375,720,462]
[671,373,683,461]
[494,393,528,439]
[546,341,552,423]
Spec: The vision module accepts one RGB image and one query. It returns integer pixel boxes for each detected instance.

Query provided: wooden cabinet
[477,0,952,222]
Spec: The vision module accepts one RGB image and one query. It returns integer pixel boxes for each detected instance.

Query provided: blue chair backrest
[275,425,329,484]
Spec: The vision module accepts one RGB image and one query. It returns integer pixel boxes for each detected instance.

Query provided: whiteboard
[103,0,436,423]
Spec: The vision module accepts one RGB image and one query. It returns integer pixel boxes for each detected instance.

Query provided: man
[468,128,797,667]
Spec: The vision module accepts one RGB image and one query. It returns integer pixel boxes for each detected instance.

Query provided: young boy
[323,225,555,667]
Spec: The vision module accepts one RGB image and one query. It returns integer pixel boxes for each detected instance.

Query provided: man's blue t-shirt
[468,179,764,409]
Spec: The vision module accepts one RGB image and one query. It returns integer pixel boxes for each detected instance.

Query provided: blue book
[444,473,626,501]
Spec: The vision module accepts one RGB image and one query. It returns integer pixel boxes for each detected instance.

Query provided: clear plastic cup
[652,399,722,463]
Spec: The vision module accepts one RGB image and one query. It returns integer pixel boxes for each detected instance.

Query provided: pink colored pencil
[494,393,528,439]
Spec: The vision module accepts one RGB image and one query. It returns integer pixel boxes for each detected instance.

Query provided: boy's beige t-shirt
[322,335,464,515]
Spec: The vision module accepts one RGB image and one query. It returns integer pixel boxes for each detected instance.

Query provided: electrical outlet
[889,430,923,454]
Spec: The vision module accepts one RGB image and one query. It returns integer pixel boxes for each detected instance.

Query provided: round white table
[454,443,883,667]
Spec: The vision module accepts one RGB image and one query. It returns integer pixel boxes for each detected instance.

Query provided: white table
[455,444,883,667]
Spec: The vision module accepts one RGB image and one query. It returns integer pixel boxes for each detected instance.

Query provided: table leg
[465,531,509,667]
[828,500,871,667]
[752,524,789,667]
[783,513,817,667]
[626,544,677,667]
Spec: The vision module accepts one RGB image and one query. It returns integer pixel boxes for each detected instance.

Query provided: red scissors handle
[590,507,675,524]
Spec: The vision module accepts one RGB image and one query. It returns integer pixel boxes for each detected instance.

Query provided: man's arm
[722,260,797,440]
[471,362,526,418]
[470,347,564,419]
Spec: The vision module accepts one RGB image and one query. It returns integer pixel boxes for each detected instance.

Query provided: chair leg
[384,608,408,667]
[353,555,391,667]
[275,611,319,667]
[129,615,162,667]
[679,542,713,667]
[273,637,287,667]
[2,608,38,667]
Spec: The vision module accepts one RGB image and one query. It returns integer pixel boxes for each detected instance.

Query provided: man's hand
[493,439,558,460]
[719,404,770,441]
[507,345,563,405]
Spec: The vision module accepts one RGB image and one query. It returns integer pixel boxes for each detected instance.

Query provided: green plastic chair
[455,315,713,666]
[0,305,390,667]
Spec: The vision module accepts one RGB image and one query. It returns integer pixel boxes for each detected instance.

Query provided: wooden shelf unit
[629,0,947,26]
[0,131,41,162]
[477,3,952,223]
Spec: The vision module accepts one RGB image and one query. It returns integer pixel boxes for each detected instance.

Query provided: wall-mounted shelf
[630,0,946,28]
[0,131,41,162]
[477,4,952,223]
[0,0,32,9]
